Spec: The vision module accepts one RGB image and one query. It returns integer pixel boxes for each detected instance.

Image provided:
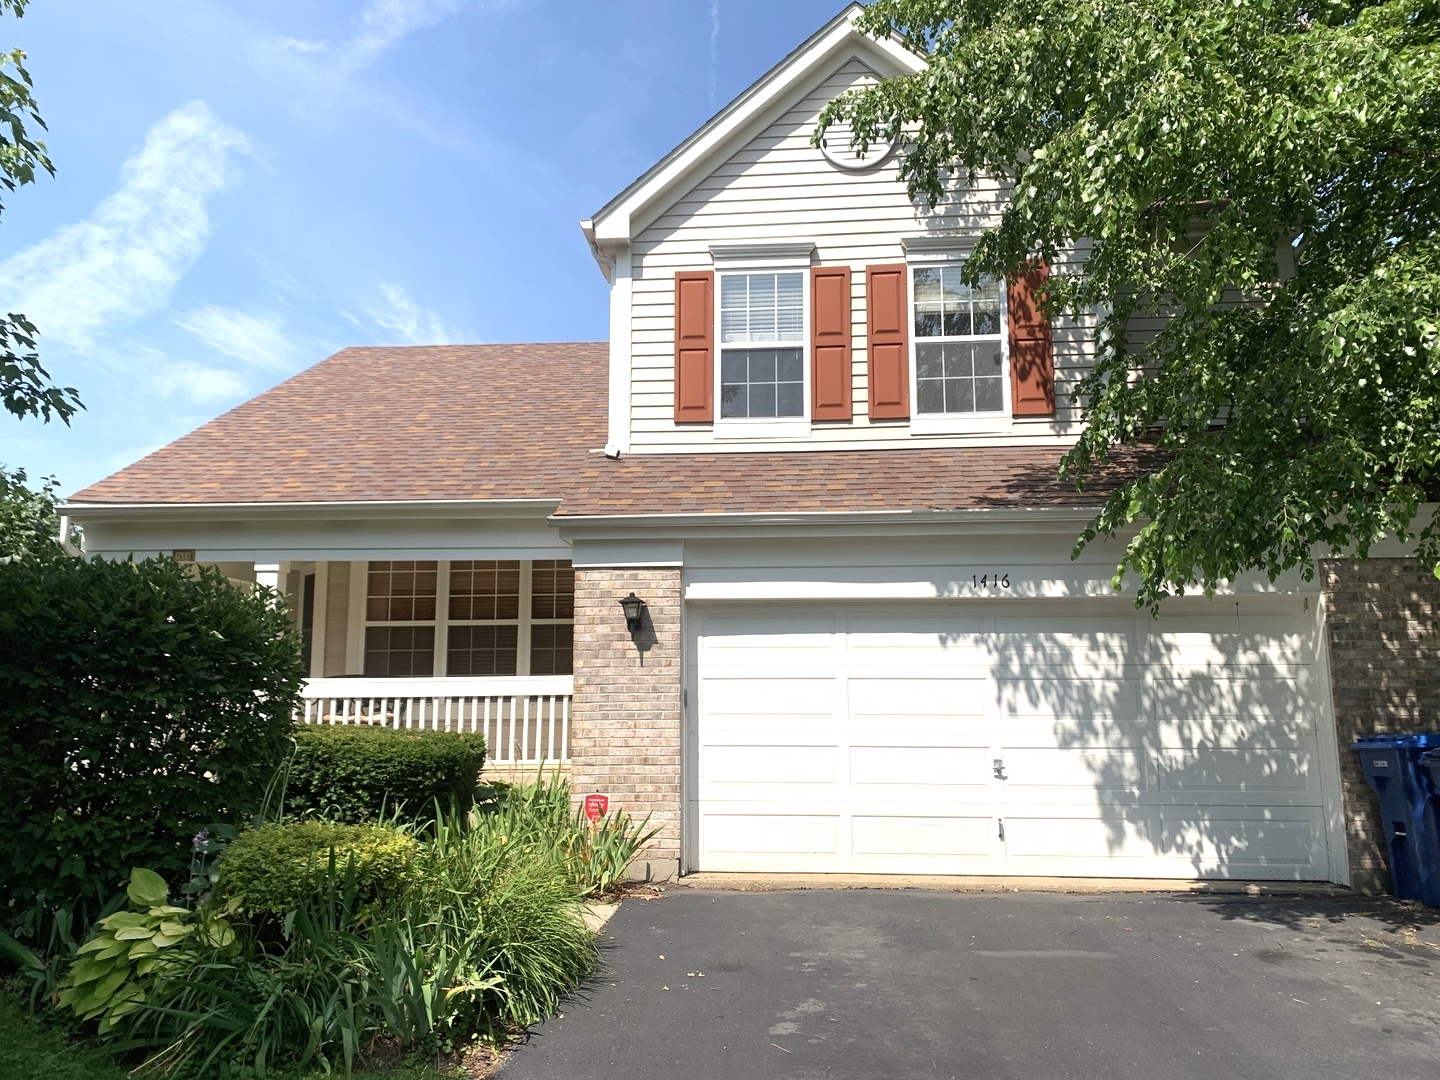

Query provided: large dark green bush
[0,495,305,935]
[216,821,419,918]
[285,725,486,823]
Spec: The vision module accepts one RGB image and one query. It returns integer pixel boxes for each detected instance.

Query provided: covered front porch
[62,499,577,771]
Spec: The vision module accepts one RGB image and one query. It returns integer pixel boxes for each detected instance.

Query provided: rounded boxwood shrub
[217,821,419,917]
[0,472,304,933]
[285,725,486,823]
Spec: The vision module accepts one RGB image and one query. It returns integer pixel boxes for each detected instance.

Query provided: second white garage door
[688,598,1336,880]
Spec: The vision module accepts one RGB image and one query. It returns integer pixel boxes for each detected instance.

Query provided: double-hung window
[719,271,805,420]
[363,559,574,677]
[912,265,1006,418]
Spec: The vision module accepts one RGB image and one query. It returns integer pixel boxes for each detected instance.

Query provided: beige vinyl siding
[323,560,350,677]
[628,57,1094,453]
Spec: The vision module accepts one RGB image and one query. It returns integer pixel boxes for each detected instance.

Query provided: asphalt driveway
[505,887,1440,1080]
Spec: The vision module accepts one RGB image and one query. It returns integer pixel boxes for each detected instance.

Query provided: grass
[0,986,485,1080]
[0,990,126,1080]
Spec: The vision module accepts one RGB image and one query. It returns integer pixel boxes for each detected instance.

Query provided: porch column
[570,567,682,880]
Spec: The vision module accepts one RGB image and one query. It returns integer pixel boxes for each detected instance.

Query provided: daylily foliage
[825,0,1440,607]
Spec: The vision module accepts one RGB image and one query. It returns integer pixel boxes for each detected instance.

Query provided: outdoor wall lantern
[619,592,645,633]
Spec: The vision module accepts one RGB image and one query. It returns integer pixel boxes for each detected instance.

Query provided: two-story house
[62,5,1435,892]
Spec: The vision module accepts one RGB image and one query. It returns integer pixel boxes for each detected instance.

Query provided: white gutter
[59,498,564,523]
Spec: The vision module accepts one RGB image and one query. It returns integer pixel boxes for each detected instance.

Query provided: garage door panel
[846,617,986,662]
[852,815,993,857]
[703,678,836,718]
[1158,811,1324,871]
[995,618,1137,675]
[699,616,837,653]
[1145,677,1315,728]
[1150,716,1318,746]
[702,815,839,856]
[849,678,986,718]
[1003,814,1155,861]
[851,745,991,788]
[1155,746,1317,794]
[1149,617,1314,670]
[1003,747,1147,791]
[999,679,1141,721]
[702,744,838,786]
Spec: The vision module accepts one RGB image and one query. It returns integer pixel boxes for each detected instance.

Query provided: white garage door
[689,598,1334,879]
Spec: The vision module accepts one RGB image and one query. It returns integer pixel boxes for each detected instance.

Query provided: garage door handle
[993,759,1007,781]
[998,818,1005,841]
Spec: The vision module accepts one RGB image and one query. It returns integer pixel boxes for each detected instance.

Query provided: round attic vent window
[818,119,899,171]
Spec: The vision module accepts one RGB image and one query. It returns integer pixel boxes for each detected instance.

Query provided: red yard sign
[583,793,609,823]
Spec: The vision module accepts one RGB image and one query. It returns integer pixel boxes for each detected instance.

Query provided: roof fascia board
[60,498,562,523]
[587,5,923,248]
[553,507,1103,543]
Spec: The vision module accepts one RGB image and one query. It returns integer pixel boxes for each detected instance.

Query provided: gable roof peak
[580,2,922,279]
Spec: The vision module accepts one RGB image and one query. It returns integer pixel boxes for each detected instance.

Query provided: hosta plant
[58,868,235,1033]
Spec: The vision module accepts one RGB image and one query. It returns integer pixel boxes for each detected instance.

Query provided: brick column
[1322,558,1440,893]
[569,567,682,880]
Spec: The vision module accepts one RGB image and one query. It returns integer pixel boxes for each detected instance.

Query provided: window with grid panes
[912,265,1005,415]
[362,559,574,677]
[528,559,574,675]
[446,561,521,676]
[719,271,805,419]
[364,561,438,676]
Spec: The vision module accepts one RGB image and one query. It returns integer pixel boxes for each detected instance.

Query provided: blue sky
[0,0,848,493]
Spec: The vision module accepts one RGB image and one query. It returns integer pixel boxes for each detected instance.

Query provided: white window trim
[713,265,813,440]
[905,256,1014,436]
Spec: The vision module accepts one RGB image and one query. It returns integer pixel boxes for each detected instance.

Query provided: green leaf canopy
[829,0,1440,607]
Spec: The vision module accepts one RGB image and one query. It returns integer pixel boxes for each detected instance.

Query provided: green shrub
[285,725,486,823]
[217,822,419,918]
[119,812,596,1078]
[0,473,305,938]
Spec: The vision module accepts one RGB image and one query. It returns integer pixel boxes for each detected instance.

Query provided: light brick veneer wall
[1322,558,1440,893]
[569,567,683,880]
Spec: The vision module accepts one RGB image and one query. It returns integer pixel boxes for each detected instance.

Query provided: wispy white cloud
[367,283,459,344]
[175,304,298,370]
[338,0,465,73]
[709,0,721,107]
[160,359,249,402]
[93,341,248,405]
[0,101,250,348]
[272,0,521,78]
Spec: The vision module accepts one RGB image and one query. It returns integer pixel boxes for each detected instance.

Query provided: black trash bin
[1352,734,1440,906]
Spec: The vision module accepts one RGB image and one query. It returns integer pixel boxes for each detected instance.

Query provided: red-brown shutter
[1008,261,1055,416]
[866,264,910,419]
[811,265,852,421]
[673,270,714,423]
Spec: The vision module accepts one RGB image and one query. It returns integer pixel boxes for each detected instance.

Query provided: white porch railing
[299,676,573,763]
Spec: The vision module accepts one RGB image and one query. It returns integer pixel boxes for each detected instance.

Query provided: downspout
[57,514,82,557]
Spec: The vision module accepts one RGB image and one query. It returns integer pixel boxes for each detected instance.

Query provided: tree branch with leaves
[0,0,77,425]
[824,0,1440,608]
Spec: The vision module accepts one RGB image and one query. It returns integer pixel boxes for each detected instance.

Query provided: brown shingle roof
[71,341,1129,516]
[554,446,1113,517]
[69,343,609,504]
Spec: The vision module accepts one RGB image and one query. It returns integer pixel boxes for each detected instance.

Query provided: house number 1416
[972,573,1011,589]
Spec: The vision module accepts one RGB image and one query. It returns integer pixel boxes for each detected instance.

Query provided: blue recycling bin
[1352,734,1440,905]
[1423,749,1440,813]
